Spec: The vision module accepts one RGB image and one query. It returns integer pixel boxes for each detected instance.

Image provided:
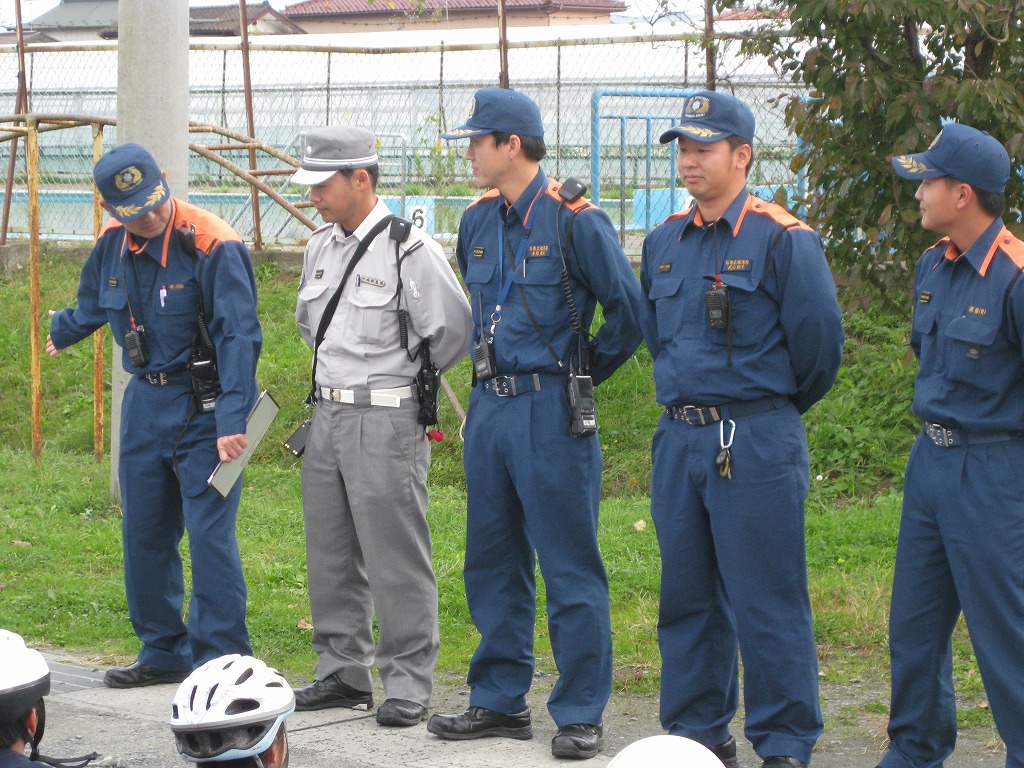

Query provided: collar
[941,217,1005,277]
[503,168,548,227]
[682,189,751,236]
[330,197,392,243]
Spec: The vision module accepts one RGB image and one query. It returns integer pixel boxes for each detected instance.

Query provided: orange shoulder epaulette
[665,205,695,223]
[746,197,814,233]
[544,179,593,213]
[173,198,242,257]
[997,228,1024,271]
[99,217,122,237]
[466,188,501,211]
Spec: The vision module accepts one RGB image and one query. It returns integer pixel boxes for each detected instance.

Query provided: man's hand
[217,433,248,463]
[46,310,61,356]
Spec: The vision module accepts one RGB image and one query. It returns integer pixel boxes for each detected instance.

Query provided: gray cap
[291,125,379,185]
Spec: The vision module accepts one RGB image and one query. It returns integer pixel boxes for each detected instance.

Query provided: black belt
[666,396,789,426]
[482,372,567,397]
[924,422,1022,448]
[139,370,189,386]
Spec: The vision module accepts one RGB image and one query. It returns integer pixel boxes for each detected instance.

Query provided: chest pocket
[464,259,496,291]
[712,272,774,348]
[510,253,565,329]
[99,281,127,311]
[943,315,1001,385]
[347,279,397,345]
[648,274,686,342]
[155,281,198,317]
[512,252,563,286]
[298,281,331,321]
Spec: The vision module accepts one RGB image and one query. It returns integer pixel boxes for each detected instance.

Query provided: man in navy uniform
[429,88,642,760]
[640,91,844,768]
[885,123,1024,768]
[47,144,262,688]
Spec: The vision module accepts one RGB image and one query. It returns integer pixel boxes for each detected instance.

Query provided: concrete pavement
[34,653,1006,768]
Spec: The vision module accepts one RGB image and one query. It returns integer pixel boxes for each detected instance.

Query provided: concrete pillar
[109,0,191,502]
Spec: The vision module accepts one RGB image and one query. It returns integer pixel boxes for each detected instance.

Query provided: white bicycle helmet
[0,629,51,760]
[608,735,724,768]
[0,629,50,724]
[170,655,295,763]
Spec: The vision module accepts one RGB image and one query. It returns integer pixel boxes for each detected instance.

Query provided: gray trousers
[301,398,438,706]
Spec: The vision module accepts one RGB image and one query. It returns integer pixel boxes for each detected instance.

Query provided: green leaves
[748,0,1024,304]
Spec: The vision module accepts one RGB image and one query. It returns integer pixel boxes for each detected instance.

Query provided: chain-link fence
[1,33,803,249]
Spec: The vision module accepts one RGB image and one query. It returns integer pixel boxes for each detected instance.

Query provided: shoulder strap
[177,225,218,360]
[758,222,800,291]
[307,214,394,402]
[558,202,590,371]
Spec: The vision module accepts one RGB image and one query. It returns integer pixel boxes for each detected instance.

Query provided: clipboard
[207,390,280,498]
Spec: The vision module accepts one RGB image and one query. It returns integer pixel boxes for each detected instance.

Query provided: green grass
[0,245,993,728]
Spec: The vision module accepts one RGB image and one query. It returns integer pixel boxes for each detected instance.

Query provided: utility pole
[108,0,191,501]
[704,0,716,89]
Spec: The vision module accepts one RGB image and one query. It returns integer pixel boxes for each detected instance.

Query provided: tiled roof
[25,0,117,29]
[188,2,306,35]
[716,8,787,21]
[284,0,626,16]
[27,1,305,34]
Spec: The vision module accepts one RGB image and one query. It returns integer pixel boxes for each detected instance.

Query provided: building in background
[282,0,626,32]
[20,0,303,41]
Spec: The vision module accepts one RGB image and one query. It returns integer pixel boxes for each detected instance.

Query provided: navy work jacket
[640,190,844,414]
[910,217,1024,433]
[49,198,262,438]
[456,169,642,386]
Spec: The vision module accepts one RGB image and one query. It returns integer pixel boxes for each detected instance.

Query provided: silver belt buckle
[927,423,954,447]
[681,405,708,426]
[491,375,515,397]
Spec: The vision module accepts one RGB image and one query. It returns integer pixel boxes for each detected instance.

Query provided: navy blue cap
[659,91,755,145]
[93,143,170,223]
[891,122,1010,193]
[440,88,544,140]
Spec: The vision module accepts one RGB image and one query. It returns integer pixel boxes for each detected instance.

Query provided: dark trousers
[463,383,612,728]
[651,405,822,762]
[883,433,1024,768]
[119,378,251,671]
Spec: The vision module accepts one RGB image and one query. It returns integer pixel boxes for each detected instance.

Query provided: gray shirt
[296,197,472,389]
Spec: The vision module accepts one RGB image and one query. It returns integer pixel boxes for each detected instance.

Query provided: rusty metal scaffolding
[0,113,315,462]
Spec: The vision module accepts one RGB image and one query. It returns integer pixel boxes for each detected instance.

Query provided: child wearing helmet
[170,655,294,768]
[1,629,53,768]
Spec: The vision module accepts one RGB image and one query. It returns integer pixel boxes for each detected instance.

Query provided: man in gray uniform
[291,125,472,727]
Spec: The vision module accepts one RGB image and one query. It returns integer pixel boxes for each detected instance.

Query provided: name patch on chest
[473,246,486,259]
[314,269,324,279]
[528,245,549,258]
[919,291,931,304]
[658,262,672,273]
[108,277,119,287]
[967,305,987,316]
[356,274,386,289]
[722,259,751,272]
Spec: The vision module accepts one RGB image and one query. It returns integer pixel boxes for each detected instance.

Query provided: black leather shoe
[711,736,740,768]
[294,673,373,711]
[103,662,190,689]
[762,757,808,768]
[551,723,603,759]
[427,706,533,740]
[376,698,428,727]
